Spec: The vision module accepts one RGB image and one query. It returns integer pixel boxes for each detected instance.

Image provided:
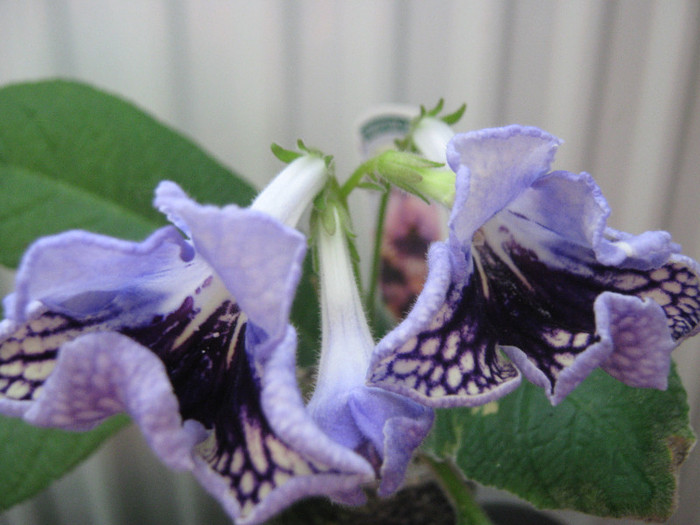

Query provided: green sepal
[296,139,334,169]
[371,150,455,206]
[356,180,389,193]
[395,99,465,153]
[311,183,338,237]
[423,98,445,118]
[271,142,304,164]
[310,176,363,292]
[442,103,467,125]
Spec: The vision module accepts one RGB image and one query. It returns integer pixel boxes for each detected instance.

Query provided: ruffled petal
[506,170,680,270]
[308,382,433,496]
[115,265,374,518]
[1,316,374,525]
[22,332,202,470]
[446,125,561,253]
[0,177,390,524]
[597,293,674,389]
[0,257,374,524]
[154,181,307,347]
[347,387,433,495]
[505,170,609,250]
[6,226,196,324]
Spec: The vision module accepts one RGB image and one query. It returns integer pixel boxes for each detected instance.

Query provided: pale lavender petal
[0,179,381,524]
[474,213,698,403]
[307,382,432,496]
[117,277,373,519]
[446,125,561,251]
[0,226,224,417]
[347,387,433,495]
[507,170,680,270]
[259,328,375,506]
[260,328,374,475]
[505,170,609,249]
[154,181,306,346]
[506,293,675,404]
[24,332,202,470]
[8,226,194,323]
[598,227,680,270]
[598,293,674,390]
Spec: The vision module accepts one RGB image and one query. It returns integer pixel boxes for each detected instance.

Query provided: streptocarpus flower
[369,125,700,407]
[307,201,433,496]
[0,156,376,524]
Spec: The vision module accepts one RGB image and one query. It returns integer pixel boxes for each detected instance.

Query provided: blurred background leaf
[0,416,129,512]
[0,80,256,265]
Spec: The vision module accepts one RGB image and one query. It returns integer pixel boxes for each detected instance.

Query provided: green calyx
[371,150,456,206]
[311,177,360,266]
[271,140,333,168]
[339,151,455,207]
[395,99,466,152]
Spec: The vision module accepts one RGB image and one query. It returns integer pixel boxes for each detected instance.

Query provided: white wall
[1,1,699,524]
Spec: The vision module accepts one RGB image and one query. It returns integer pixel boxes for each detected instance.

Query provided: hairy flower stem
[365,188,389,322]
[339,159,377,201]
[421,454,495,525]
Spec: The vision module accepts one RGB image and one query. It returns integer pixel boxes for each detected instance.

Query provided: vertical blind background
[1,1,699,524]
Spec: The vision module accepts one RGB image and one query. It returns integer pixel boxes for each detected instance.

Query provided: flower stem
[365,188,389,320]
[421,454,495,525]
[339,158,376,200]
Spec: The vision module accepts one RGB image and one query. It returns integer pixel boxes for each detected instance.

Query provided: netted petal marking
[0,311,115,402]
[195,343,336,519]
[626,261,700,341]
[370,279,520,405]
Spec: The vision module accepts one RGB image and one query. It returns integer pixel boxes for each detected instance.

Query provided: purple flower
[0,157,377,524]
[368,125,700,407]
[306,203,433,497]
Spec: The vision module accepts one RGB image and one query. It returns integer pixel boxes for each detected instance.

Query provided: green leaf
[0,415,129,511]
[0,165,157,265]
[423,366,695,521]
[0,79,257,266]
[293,253,321,368]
